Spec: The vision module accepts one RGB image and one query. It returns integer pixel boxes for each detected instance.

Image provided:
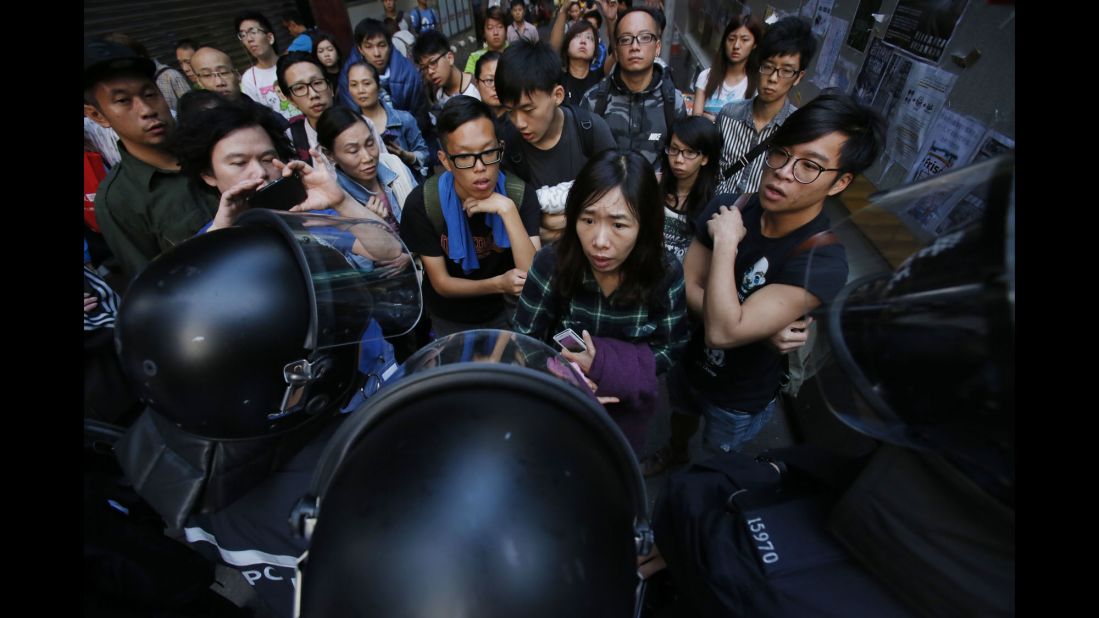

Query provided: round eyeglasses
[763,148,841,184]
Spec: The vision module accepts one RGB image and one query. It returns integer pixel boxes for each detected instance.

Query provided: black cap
[83,39,156,90]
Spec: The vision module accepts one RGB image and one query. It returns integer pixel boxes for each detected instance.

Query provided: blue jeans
[667,365,777,454]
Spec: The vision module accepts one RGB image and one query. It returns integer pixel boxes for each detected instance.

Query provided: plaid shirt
[514,246,689,374]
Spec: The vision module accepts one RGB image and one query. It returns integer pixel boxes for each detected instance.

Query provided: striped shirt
[715,97,797,195]
[84,117,121,168]
[513,245,689,374]
[84,265,121,331]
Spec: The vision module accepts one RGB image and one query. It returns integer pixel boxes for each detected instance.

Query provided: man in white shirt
[234,11,302,120]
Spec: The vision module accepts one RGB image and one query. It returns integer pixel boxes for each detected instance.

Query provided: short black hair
[281,9,305,26]
[758,15,816,70]
[484,6,507,28]
[276,52,325,98]
[474,50,502,79]
[495,41,561,106]
[234,11,278,51]
[614,6,663,38]
[509,0,525,11]
[411,30,451,63]
[583,9,603,29]
[316,106,369,152]
[102,32,149,59]
[173,97,294,192]
[354,18,390,47]
[176,38,200,51]
[769,91,885,177]
[177,90,230,125]
[436,95,496,149]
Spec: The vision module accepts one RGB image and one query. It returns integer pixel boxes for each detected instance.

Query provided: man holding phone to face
[399,96,542,337]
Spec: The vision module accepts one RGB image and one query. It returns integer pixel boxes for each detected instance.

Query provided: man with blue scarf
[400,96,541,337]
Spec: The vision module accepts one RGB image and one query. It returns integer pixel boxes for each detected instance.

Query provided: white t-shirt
[242,65,303,120]
[695,68,748,115]
[436,78,482,108]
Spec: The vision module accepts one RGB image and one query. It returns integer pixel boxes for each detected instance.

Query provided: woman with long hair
[316,106,418,230]
[312,32,344,92]
[344,60,431,180]
[692,15,764,121]
[514,150,690,453]
[659,116,721,262]
[560,19,604,106]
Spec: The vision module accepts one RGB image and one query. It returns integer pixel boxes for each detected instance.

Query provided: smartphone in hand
[553,328,587,353]
[249,174,307,211]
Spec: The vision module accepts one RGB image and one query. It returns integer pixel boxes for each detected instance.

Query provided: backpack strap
[503,174,527,212]
[591,79,611,117]
[569,104,596,157]
[422,175,445,238]
[722,137,771,181]
[501,120,533,182]
[660,76,677,144]
[787,230,841,260]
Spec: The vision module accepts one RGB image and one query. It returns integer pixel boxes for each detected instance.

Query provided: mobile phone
[553,328,587,353]
[249,174,307,211]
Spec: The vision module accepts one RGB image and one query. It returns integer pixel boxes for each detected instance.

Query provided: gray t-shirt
[514,107,616,213]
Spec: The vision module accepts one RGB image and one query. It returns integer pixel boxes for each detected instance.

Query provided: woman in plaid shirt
[513,150,689,451]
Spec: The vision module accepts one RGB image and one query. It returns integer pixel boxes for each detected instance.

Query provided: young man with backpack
[495,41,615,242]
[409,0,441,36]
[580,5,682,174]
[399,96,542,337]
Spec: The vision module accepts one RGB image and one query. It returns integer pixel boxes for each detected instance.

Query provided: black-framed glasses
[665,145,701,160]
[237,27,268,40]
[764,147,841,184]
[197,70,234,81]
[288,78,329,97]
[418,52,448,74]
[445,142,505,169]
[616,32,659,47]
[758,63,800,79]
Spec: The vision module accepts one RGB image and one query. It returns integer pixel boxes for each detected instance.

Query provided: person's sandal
[640,445,689,478]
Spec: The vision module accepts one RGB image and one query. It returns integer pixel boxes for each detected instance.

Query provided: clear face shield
[235,210,422,419]
[797,153,1015,496]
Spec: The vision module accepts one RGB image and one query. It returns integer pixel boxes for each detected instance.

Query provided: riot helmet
[115,209,421,440]
[290,330,652,617]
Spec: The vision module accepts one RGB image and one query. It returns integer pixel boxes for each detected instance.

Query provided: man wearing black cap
[84,39,218,279]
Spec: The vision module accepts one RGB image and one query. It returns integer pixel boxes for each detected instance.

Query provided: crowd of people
[84,2,889,615]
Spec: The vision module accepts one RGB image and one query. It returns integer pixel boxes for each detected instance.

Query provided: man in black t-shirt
[642,93,885,475]
[494,41,616,242]
[400,96,541,336]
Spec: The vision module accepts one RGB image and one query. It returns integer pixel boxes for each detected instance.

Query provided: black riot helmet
[812,153,1015,503]
[290,330,652,618]
[115,209,420,440]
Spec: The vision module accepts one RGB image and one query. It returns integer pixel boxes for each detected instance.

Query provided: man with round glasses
[276,52,335,163]
[400,96,541,337]
[642,92,885,475]
[189,46,242,99]
[235,11,303,121]
[715,16,815,196]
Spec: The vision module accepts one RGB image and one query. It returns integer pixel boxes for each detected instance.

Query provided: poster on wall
[811,0,835,38]
[878,60,957,170]
[847,0,884,52]
[811,16,850,89]
[906,108,985,184]
[853,37,894,106]
[883,0,969,63]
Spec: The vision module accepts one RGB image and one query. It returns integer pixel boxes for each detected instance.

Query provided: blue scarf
[438,171,512,274]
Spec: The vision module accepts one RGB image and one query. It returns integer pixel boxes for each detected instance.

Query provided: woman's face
[202,126,281,193]
[725,26,756,64]
[567,29,596,61]
[666,135,709,182]
[348,64,380,111]
[568,3,582,20]
[576,187,640,277]
[332,120,380,184]
[316,40,339,68]
[475,59,500,107]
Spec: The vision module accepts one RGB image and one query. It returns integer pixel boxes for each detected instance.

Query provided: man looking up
[83,39,218,279]
[715,16,816,195]
[235,10,302,120]
[399,96,541,337]
[464,6,510,74]
[581,5,683,174]
[277,52,334,163]
[189,46,242,99]
[642,92,884,475]
[495,41,615,243]
[337,18,427,131]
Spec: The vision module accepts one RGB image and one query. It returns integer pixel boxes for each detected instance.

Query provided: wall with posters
[668,0,1015,191]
